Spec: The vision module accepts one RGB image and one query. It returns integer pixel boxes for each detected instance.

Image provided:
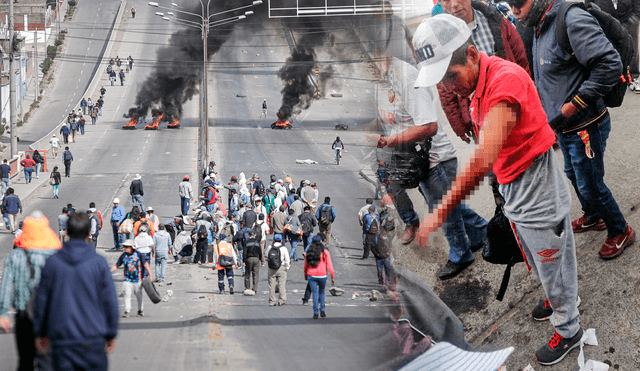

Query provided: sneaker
[535,328,584,366]
[400,223,419,245]
[532,296,581,321]
[229,286,234,295]
[571,215,606,233]
[302,299,308,306]
[599,224,635,260]
[137,310,144,317]
[122,312,129,318]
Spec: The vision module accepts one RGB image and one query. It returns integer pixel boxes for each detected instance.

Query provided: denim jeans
[24,168,33,183]
[308,276,327,315]
[52,185,59,198]
[2,177,9,194]
[35,163,41,178]
[140,252,151,278]
[111,223,123,249]
[288,234,300,260]
[302,233,313,252]
[515,214,580,338]
[376,257,391,284]
[387,181,420,226]
[155,255,167,281]
[418,159,488,264]
[237,248,245,275]
[557,115,626,236]
[181,197,190,216]
[132,195,145,212]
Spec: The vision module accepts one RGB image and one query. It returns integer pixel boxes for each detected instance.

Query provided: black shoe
[137,310,144,317]
[320,311,326,318]
[313,314,319,319]
[229,286,234,295]
[532,299,553,321]
[302,299,308,306]
[438,260,474,280]
[535,328,583,366]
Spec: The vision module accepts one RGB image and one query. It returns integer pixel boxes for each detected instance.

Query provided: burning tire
[122,126,136,130]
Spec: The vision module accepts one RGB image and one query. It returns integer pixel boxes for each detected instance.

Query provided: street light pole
[201,11,209,185]
[9,0,17,157]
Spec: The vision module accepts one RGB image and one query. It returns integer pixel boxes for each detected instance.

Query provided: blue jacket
[2,194,22,214]
[315,203,337,223]
[0,163,10,179]
[533,0,621,131]
[111,205,125,223]
[363,213,380,233]
[60,125,70,135]
[32,239,119,346]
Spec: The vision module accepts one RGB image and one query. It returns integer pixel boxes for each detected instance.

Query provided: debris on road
[243,289,255,296]
[329,287,345,296]
[295,159,318,164]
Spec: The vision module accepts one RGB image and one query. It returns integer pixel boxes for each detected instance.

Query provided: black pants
[195,239,207,263]
[62,134,68,144]
[64,161,71,177]
[363,233,377,259]
[303,282,312,302]
[15,311,52,371]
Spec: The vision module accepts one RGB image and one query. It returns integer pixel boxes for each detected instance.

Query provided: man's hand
[331,278,335,286]
[416,213,441,247]
[35,337,50,354]
[0,316,12,333]
[105,339,117,353]
[560,102,578,117]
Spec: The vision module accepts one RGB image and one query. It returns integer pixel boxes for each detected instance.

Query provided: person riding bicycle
[332,136,344,161]
[261,99,268,118]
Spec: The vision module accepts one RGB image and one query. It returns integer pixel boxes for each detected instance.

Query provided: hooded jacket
[32,239,118,346]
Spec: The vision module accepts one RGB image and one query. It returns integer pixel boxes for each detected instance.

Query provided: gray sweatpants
[514,214,580,338]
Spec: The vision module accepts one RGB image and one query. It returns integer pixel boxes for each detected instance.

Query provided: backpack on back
[556,2,634,108]
[267,244,282,269]
[256,181,266,197]
[197,223,208,240]
[368,217,379,235]
[138,220,150,234]
[319,205,332,226]
[63,151,72,161]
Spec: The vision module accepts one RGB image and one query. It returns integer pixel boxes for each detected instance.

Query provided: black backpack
[556,2,634,108]
[482,207,523,301]
[319,205,332,226]
[300,214,314,235]
[63,151,72,161]
[267,244,282,269]
[368,217,379,235]
[197,224,208,240]
[256,181,266,197]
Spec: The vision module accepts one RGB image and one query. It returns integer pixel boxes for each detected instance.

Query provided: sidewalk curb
[359,168,376,185]
[29,0,126,152]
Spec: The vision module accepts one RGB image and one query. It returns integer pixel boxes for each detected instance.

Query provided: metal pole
[34,28,39,99]
[202,19,209,182]
[9,0,17,156]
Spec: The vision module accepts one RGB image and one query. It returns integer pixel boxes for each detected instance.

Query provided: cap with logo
[413,14,472,88]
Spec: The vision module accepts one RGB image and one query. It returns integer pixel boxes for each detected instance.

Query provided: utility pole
[34,28,39,100]
[9,0,17,157]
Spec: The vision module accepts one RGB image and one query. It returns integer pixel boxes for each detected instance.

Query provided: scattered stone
[292,289,299,293]
[609,347,615,354]
[243,289,255,296]
[335,123,348,130]
[329,287,345,296]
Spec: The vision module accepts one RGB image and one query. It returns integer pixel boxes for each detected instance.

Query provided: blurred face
[124,246,134,254]
[440,0,474,24]
[440,46,481,98]
[511,0,533,22]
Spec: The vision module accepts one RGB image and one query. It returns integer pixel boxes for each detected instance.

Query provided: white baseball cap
[413,14,472,88]
[113,198,120,204]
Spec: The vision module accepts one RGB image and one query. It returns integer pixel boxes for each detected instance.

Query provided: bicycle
[335,148,342,165]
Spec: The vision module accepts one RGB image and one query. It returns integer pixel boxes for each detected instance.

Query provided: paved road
[17,0,121,151]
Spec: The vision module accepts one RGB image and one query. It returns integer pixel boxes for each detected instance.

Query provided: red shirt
[470,53,555,184]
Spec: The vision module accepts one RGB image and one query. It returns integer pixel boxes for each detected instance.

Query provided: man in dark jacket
[298,205,317,253]
[2,188,22,232]
[510,0,635,259]
[62,146,73,177]
[59,124,70,144]
[130,173,145,211]
[439,0,530,143]
[33,212,118,371]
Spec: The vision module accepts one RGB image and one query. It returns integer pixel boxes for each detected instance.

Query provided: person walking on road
[69,119,78,143]
[50,166,61,199]
[362,205,379,260]
[261,99,267,117]
[283,208,302,261]
[32,150,44,179]
[49,134,61,159]
[0,211,61,370]
[130,174,145,211]
[315,197,337,246]
[20,155,35,184]
[87,209,100,250]
[299,205,317,252]
[78,114,86,135]
[134,226,154,281]
[80,98,87,115]
[215,234,238,294]
[63,146,73,177]
[243,227,264,293]
[110,239,152,318]
[1,159,11,194]
[59,124,70,144]
[110,198,125,251]
[304,239,335,319]
[152,224,172,284]
[178,175,194,216]
[266,234,290,306]
[372,222,392,285]
[131,7,136,18]
[58,206,69,242]
[119,70,125,86]
[90,106,98,125]
[2,188,22,232]
[33,212,118,371]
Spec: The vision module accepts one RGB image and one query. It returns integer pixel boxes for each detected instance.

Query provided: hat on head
[231,175,237,181]
[254,196,261,201]
[113,198,120,204]
[304,180,310,185]
[209,174,216,179]
[215,210,223,217]
[266,188,271,193]
[219,234,227,241]
[285,177,292,183]
[209,160,216,166]
[277,179,283,184]
[146,206,154,212]
[312,235,322,243]
[259,213,265,220]
[183,175,189,180]
[134,173,142,180]
[52,134,56,137]
[121,239,135,248]
[273,234,283,242]
[369,205,376,211]
[14,211,62,249]
[413,14,472,88]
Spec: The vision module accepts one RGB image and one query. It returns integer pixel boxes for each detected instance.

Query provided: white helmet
[52,134,56,137]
